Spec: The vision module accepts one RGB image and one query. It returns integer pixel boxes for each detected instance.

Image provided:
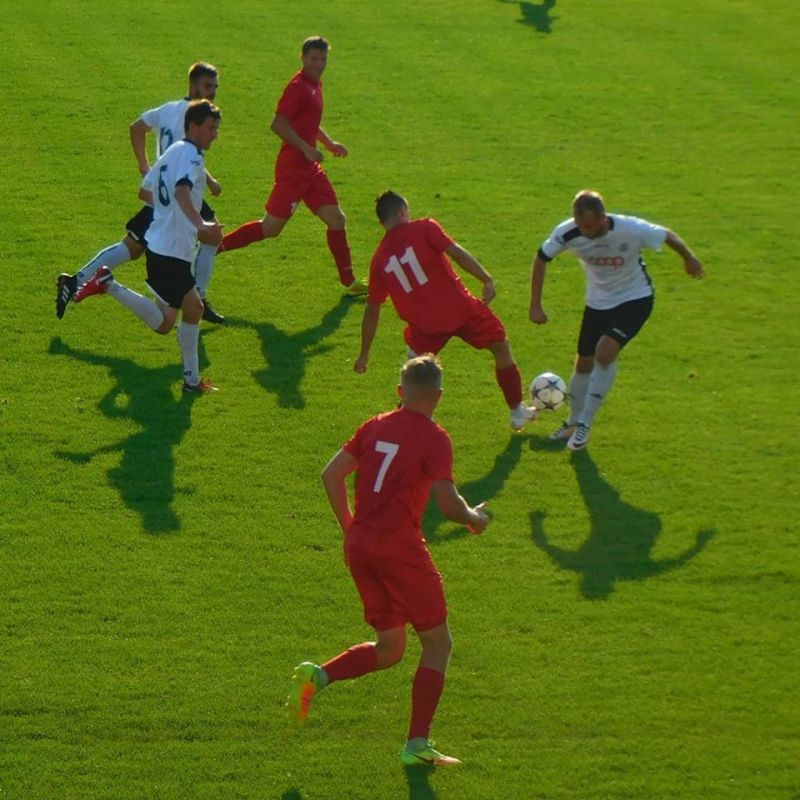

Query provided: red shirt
[368,219,477,333]
[343,408,454,547]
[274,70,323,174]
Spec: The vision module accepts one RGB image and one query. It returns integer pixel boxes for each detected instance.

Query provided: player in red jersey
[286,355,489,766]
[219,36,367,295]
[354,190,538,430]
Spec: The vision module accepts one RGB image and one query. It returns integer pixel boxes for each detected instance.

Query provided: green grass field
[2,1,799,798]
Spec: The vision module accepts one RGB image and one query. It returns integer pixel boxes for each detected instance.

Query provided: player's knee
[123,238,143,260]
[376,639,405,669]
[260,217,284,239]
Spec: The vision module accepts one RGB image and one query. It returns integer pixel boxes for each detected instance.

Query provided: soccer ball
[529,372,568,411]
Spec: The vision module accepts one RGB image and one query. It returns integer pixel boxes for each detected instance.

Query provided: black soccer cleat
[55,273,78,319]
[202,299,225,324]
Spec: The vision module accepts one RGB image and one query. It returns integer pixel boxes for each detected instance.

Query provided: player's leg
[309,172,366,294]
[568,297,653,451]
[193,201,224,324]
[176,287,215,392]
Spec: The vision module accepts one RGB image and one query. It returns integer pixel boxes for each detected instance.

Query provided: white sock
[193,243,217,299]
[567,371,591,425]
[579,362,618,427]
[106,281,163,331]
[76,242,131,285]
[178,322,200,385]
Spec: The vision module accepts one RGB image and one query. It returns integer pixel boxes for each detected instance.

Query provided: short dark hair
[401,354,443,397]
[375,190,408,223]
[302,36,329,55]
[188,62,218,84]
[184,99,221,133]
[572,189,605,218]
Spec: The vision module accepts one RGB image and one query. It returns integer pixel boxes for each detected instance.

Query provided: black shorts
[577,296,654,357]
[145,250,196,309]
[126,201,214,244]
[125,205,154,244]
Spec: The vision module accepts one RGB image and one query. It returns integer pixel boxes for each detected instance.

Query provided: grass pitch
[2,1,799,798]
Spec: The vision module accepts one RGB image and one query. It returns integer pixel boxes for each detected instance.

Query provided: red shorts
[265,165,339,219]
[346,537,447,632]
[404,298,507,355]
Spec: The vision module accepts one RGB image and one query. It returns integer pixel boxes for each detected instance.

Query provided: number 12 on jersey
[384,246,428,293]
[373,441,399,492]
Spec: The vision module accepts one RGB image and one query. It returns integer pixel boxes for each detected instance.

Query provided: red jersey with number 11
[368,219,477,334]
[343,408,453,547]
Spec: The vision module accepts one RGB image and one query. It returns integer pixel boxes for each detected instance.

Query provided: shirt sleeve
[424,429,454,482]
[425,219,455,253]
[367,251,388,305]
[276,80,303,118]
[139,102,165,130]
[342,421,369,459]
[538,223,568,262]
[631,217,668,251]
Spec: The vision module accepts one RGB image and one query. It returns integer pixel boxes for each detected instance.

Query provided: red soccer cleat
[73,267,113,303]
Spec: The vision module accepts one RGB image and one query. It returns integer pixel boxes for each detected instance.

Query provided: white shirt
[140,98,190,159]
[538,214,667,309]
[143,139,205,263]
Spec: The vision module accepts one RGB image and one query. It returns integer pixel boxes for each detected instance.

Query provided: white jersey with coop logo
[538,214,667,309]
[140,98,190,159]
[142,140,205,263]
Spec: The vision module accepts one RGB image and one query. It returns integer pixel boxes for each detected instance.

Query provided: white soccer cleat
[510,403,538,431]
[566,423,590,451]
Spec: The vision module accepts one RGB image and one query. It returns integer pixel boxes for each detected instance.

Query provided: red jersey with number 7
[368,219,477,334]
[343,408,454,546]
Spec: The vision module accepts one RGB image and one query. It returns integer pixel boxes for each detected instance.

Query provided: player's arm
[175,183,222,246]
[354,302,382,374]
[138,187,154,205]
[130,118,153,177]
[529,254,549,324]
[205,169,222,197]
[271,113,323,162]
[317,125,348,157]
[321,448,357,535]
[664,229,704,278]
[445,243,496,304]
[432,481,489,535]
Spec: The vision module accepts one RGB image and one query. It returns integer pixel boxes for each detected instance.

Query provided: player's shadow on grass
[225,297,354,409]
[531,450,715,599]
[404,764,438,800]
[424,436,524,543]
[499,0,558,33]
[48,335,206,534]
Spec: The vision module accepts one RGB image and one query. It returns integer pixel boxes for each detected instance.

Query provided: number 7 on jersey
[373,441,399,492]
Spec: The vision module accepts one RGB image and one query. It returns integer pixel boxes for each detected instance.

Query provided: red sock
[219,221,265,253]
[322,643,378,684]
[407,666,446,741]
[496,364,523,407]
[326,229,355,286]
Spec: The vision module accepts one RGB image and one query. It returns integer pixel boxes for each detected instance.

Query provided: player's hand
[482,279,496,305]
[304,144,324,163]
[353,354,369,374]
[138,163,150,177]
[207,178,222,197]
[529,306,548,325]
[198,221,223,247]
[684,256,704,278]
[329,141,348,158]
[468,502,490,535]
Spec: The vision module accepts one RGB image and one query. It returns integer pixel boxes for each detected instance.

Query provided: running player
[219,36,368,296]
[56,62,225,323]
[354,190,538,431]
[286,354,489,766]
[529,189,704,450]
[72,100,223,393]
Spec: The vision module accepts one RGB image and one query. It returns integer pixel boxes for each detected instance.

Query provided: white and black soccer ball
[529,372,567,411]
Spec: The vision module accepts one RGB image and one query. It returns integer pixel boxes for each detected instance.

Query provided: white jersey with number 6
[143,139,205,263]
[538,215,667,310]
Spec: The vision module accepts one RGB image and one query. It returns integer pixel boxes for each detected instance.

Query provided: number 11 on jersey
[384,246,429,293]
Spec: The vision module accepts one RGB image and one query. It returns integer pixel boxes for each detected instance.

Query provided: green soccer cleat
[400,740,462,767]
[286,662,320,725]
[344,278,369,296]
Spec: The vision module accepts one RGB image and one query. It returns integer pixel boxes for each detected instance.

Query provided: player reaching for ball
[286,354,489,767]
[354,191,538,431]
[530,189,704,450]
